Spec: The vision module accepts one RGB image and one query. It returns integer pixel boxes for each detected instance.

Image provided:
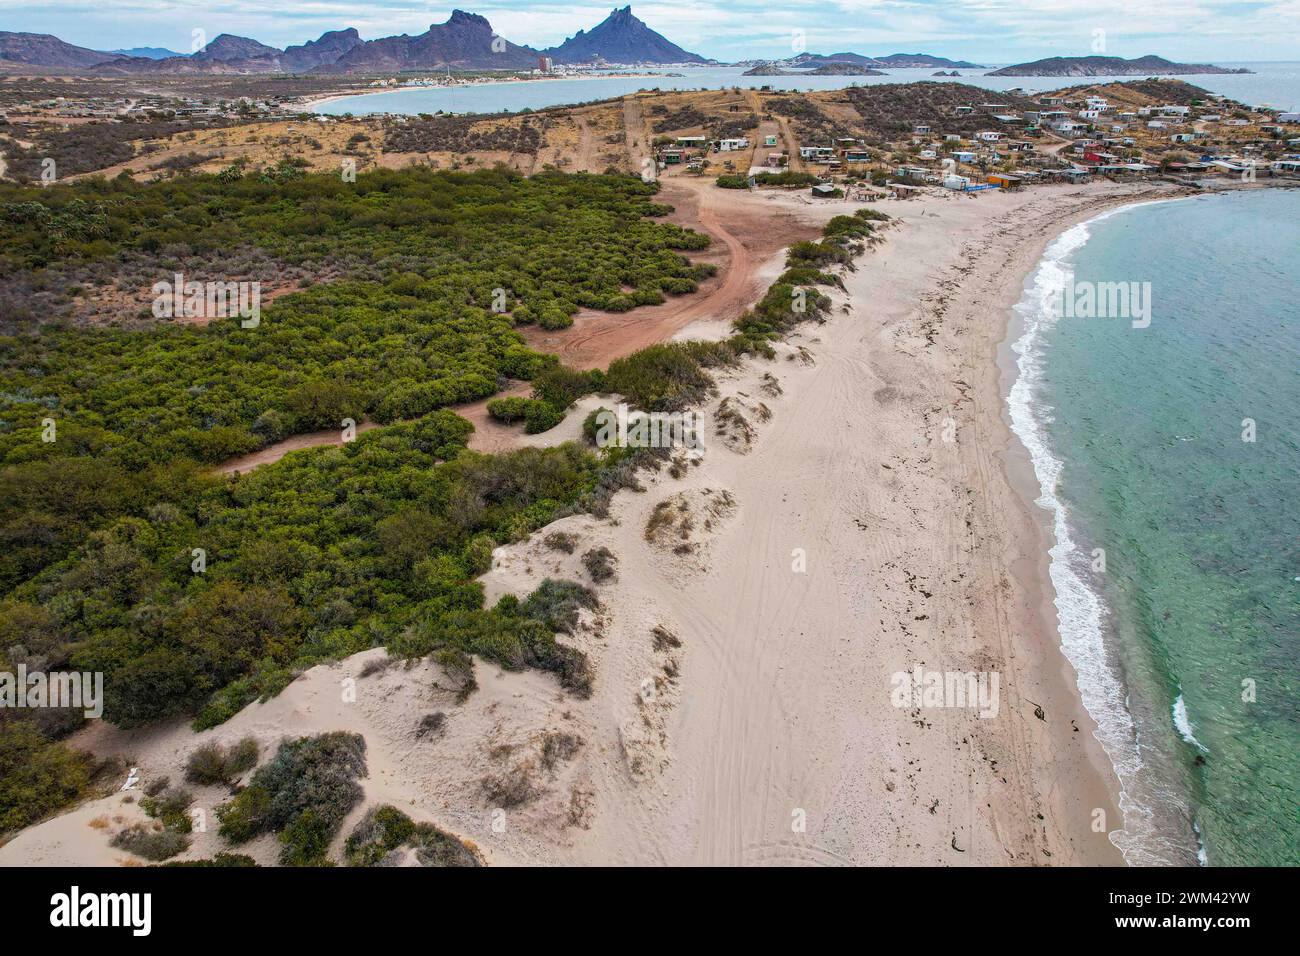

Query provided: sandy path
[522,174,821,369]
[574,115,595,171]
[622,94,648,173]
[215,421,379,474]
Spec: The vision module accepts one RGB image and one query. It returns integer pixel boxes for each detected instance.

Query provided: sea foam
[1006,205,1176,866]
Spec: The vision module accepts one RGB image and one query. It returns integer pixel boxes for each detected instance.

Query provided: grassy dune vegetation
[0,161,884,837]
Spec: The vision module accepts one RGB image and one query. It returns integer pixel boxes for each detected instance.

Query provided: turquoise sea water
[315,62,1300,116]
[1008,190,1300,866]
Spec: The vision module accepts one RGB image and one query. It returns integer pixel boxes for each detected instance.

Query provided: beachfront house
[800,145,835,161]
[887,182,923,199]
[986,173,1022,189]
[896,165,935,182]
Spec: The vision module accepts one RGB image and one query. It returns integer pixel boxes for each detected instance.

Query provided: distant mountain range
[2,20,1249,80]
[989,54,1251,76]
[0,6,712,75]
[109,47,186,60]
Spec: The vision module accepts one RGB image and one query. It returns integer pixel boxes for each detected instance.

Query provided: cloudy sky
[3,0,1298,62]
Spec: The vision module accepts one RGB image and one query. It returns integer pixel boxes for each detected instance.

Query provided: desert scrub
[432,647,477,703]
[140,787,195,833]
[111,823,191,862]
[216,731,366,867]
[540,731,584,771]
[162,852,258,867]
[415,712,447,738]
[481,764,539,809]
[652,626,682,652]
[344,804,481,867]
[184,737,260,786]
[581,547,618,583]
[543,531,577,553]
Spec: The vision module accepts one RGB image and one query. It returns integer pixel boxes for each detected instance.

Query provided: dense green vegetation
[0,720,94,833]
[0,159,882,842]
[716,171,821,190]
[0,164,716,833]
[752,171,821,187]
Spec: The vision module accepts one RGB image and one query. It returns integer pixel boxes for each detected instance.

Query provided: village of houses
[1,75,1297,190]
[649,81,1300,198]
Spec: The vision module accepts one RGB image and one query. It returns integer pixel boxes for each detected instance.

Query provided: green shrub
[581,547,617,583]
[185,737,260,786]
[163,852,258,867]
[111,823,190,861]
[345,804,481,867]
[140,786,195,832]
[0,722,94,834]
[486,397,531,423]
[216,731,366,866]
[606,344,714,412]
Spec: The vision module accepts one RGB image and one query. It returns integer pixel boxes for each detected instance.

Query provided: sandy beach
[1,177,1186,867]
[301,72,664,113]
